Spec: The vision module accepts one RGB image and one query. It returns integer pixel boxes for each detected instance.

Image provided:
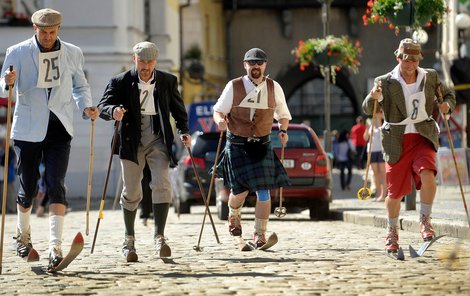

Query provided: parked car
[216,123,332,221]
[171,131,226,214]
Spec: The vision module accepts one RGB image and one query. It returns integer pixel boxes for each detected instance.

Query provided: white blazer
[0,36,92,142]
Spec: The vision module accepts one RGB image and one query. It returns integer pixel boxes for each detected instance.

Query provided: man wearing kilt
[213,48,291,248]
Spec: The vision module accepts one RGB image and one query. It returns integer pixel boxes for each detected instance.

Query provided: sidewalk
[329,168,470,240]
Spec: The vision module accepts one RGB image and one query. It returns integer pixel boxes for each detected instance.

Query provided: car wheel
[309,200,330,221]
[217,198,229,221]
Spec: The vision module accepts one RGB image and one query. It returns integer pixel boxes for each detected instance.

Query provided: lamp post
[321,0,332,153]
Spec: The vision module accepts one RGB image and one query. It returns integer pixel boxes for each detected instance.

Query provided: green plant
[363,0,448,33]
[293,35,362,83]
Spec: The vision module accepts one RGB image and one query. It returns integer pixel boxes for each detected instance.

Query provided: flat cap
[31,8,62,27]
[133,41,159,61]
[394,38,423,62]
[243,48,267,61]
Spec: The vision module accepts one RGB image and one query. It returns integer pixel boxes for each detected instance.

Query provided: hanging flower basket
[293,35,362,83]
[363,0,448,33]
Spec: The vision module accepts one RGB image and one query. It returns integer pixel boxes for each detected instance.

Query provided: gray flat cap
[133,41,159,61]
[31,8,62,27]
[244,48,267,61]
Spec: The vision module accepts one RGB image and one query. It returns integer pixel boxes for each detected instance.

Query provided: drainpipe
[179,0,191,84]
[226,0,238,79]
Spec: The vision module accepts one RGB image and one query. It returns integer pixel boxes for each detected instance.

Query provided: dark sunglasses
[246,60,265,66]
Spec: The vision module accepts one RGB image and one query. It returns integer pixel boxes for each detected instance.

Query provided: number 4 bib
[37,51,61,88]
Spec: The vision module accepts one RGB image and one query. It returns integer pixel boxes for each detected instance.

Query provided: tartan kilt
[216,140,290,195]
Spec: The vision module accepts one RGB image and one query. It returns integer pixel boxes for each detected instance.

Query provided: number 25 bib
[37,51,61,88]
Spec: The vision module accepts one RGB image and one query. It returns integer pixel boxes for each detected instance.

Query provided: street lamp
[321,0,332,153]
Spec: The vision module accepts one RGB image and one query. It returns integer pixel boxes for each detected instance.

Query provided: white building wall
[0,0,181,200]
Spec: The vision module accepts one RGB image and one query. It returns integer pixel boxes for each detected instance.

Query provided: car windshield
[192,132,226,157]
[270,129,316,149]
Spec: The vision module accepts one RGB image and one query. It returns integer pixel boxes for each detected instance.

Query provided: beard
[250,68,262,79]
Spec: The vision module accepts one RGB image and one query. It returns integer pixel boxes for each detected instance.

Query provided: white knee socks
[49,215,64,251]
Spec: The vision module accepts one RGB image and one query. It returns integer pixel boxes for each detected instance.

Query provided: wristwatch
[278,129,287,134]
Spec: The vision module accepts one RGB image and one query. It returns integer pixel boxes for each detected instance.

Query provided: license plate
[282,159,294,168]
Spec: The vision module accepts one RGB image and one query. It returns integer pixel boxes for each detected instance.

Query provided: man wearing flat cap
[363,38,456,256]
[0,8,99,270]
[98,41,191,261]
[213,48,291,249]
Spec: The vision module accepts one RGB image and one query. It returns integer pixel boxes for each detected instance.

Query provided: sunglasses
[246,60,265,66]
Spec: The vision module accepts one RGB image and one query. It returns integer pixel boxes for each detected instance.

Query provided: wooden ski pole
[436,84,470,229]
[191,131,223,251]
[357,83,380,200]
[91,120,120,253]
[85,119,95,236]
[274,142,286,217]
[0,65,14,274]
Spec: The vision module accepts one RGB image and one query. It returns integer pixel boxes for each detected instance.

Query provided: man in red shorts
[363,38,455,254]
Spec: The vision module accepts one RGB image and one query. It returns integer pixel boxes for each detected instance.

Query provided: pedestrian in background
[363,109,386,202]
[333,130,353,191]
[98,41,191,261]
[213,48,291,248]
[350,116,366,169]
[0,8,99,269]
[363,38,455,254]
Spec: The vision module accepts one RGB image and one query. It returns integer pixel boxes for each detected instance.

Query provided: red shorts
[386,134,436,199]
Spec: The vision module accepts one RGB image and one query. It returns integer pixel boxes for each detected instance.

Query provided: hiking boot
[228,214,242,236]
[14,228,33,258]
[385,226,399,252]
[155,235,171,258]
[48,246,63,270]
[122,235,138,262]
[253,232,267,249]
[419,215,435,242]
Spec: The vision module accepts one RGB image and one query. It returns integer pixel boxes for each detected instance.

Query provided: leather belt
[227,132,270,144]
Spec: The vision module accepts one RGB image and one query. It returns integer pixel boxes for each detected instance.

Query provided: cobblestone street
[1,204,469,295]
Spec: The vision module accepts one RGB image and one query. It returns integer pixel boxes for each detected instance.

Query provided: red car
[216,123,332,220]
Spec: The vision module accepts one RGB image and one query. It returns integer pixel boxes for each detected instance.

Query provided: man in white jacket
[0,8,99,269]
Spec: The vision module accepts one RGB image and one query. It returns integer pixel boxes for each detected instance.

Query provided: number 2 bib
[138,83,156,115]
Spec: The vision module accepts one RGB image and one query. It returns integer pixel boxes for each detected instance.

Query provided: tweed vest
[227,77,275,137]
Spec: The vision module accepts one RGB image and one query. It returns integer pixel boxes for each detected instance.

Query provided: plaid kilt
[216,140,290,195]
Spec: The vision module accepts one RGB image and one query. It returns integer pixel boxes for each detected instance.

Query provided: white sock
[17,206,32,234]
[254,218,268,234]
[229,206,241,217]
[420,202,432,217]
[387,217,398,229]
[49,215,64,251]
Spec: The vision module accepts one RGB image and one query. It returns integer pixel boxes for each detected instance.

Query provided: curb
[330,209,470,240]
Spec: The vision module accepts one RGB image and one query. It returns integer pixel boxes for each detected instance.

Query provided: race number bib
[138,83,156,115]
[37,51,61,88]
[388,91,428,126]
[238,81,268,109]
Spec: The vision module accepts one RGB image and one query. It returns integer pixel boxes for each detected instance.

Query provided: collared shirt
[390,65,427,134]
[214,75,292,121]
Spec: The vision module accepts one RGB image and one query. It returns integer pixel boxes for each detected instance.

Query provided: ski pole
[0,65,14,274]
[86,118,95,236]
[357,82,380,200]
[274,142,287,217]
[436,84,470,229]
[91,119,121,254]
[190,132,223,252]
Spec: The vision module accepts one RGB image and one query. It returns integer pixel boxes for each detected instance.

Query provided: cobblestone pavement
[1,205,470,295]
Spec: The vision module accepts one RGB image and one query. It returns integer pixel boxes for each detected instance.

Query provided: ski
[235,236,253,252]
[409,234,446,258]
[48,232,84,272]
[259,232,278,250]
[26,248,40,262]
[386,247,405,261]
[248,232,278,251]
